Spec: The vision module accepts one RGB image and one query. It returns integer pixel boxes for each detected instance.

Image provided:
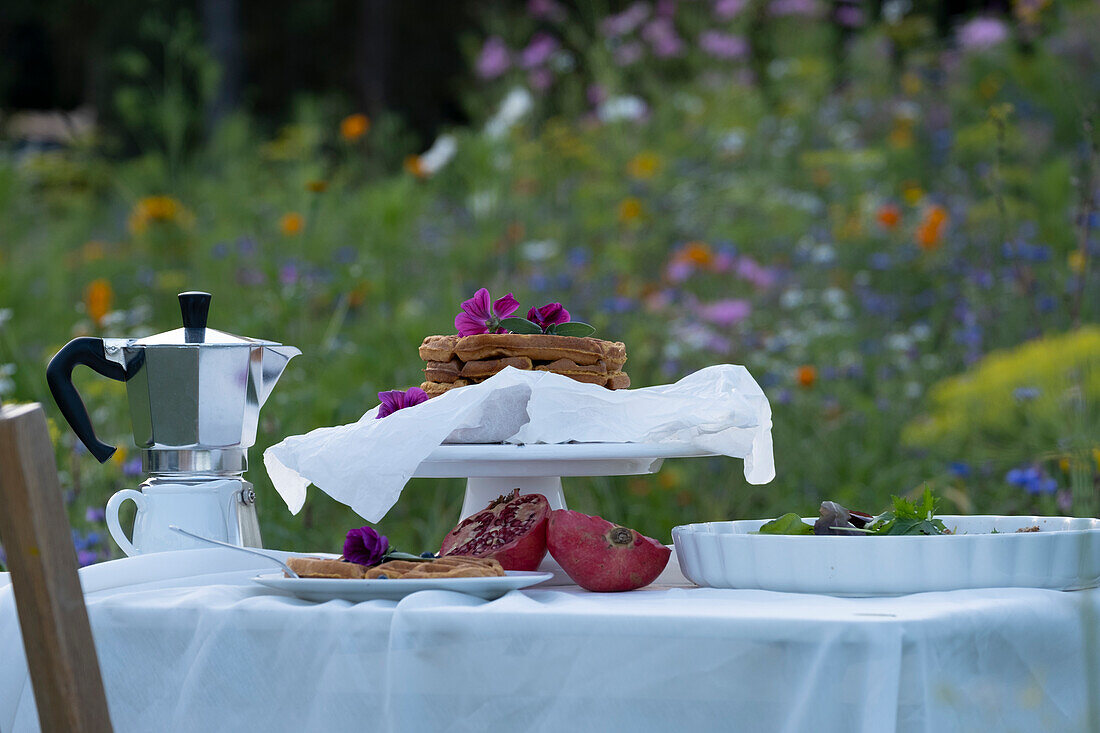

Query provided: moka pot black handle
[46,337,129,463]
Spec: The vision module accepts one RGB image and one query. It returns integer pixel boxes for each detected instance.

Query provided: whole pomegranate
[547,510,671,592]
[440,489,550,571]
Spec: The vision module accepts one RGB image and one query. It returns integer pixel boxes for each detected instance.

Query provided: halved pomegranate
[440,489,550,571]
[547,509,670,592]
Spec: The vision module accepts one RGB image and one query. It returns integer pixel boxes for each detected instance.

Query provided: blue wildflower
[949,462,971,478]
[1013,386,1040,402]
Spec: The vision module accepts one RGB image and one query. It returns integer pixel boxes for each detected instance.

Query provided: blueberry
[420,551,437,558]
[377,573,388,580]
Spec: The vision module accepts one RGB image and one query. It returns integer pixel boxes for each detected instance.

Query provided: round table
[2,549,1098,732]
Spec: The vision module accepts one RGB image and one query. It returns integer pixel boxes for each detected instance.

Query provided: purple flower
[735,256,778,290]
[642,18,684,57]
[455,288,520,335]
[343,526,390,566]
[476,36,512,79]
[376,387,429,419]
[528,302,571,331]
[601,2,651,37]
[123,456,143,477]
[528,0,567,22]
[77,550,98,567]
[769,0,821,16]
[520,33,559,69]
[835,4,864,27]
[697,299,752,327]
[279,262,299,286]
[699,31,748,60]
[85,506,106,523]
[713,0,746,19]
[958,17,1009,50]
[586,84,607,106]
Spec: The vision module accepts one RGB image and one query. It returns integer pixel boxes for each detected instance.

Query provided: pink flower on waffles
[454,288,520,336]
[527,302,570,331]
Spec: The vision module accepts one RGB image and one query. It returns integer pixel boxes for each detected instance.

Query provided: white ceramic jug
[105,479,250,556]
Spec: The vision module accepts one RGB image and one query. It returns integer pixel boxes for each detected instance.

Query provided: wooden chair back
[0,403,113,732]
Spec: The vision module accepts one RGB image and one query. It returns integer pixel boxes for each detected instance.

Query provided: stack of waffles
[285,555,505,579]
[418,333,629,397]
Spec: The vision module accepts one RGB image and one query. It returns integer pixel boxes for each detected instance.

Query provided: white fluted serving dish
[672,515,1100,596]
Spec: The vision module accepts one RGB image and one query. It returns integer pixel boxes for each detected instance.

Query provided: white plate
[673,515,1100,596]
[252,570,553,602]
[414,442,716,478]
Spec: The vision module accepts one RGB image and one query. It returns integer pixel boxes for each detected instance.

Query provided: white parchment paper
[264,365,773,522]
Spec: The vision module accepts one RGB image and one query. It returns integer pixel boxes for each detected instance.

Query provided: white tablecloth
[1,550,1099,732]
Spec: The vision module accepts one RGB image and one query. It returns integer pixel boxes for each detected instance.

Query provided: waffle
[420,379,469,397]
[418,333,629,394]
[286,557,367,579]
[363,556,505,579]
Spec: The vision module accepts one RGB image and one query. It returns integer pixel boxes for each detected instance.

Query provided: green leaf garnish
[499,317,544,334]
[758,513,814,535]
[382,551,433,562]
[549,321,596,337]
[866,487,947,535]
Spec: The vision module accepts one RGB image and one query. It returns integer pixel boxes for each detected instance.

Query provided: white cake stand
[412,442,718,520]
[413,442,719,584]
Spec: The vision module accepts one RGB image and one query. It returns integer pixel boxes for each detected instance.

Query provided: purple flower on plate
[344,526,390,566]
[476,36,512,79]
[376,387,429,419]
[455,288,520,335]
[527,302,570,331]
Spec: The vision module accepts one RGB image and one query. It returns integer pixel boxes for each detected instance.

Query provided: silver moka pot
[47,291,300,555]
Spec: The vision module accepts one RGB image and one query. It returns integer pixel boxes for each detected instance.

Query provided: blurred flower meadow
[1,0,1099,565]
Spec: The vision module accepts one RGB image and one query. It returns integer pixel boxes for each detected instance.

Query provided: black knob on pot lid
[179,291,211,343]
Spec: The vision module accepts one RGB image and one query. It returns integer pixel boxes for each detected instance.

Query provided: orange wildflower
[128,195,190,235]
[84,279,114,326]
[916,205,949,251]
[340,113,371,141]
[678,242,714,267]
[279,212,305,236]
[404,155,426,179]
[796,365,817,389]
[876,203,901,229]
[618,197,644,223]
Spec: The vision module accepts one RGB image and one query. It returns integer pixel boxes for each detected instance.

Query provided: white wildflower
[419,134,457,176]
[485,87,534,139]
[520,240,559,262]
[597,95,647,123]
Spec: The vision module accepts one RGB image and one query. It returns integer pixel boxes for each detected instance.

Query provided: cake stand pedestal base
[460,476,565,520]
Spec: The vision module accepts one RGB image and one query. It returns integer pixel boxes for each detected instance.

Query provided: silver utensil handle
[168,525,299,578]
